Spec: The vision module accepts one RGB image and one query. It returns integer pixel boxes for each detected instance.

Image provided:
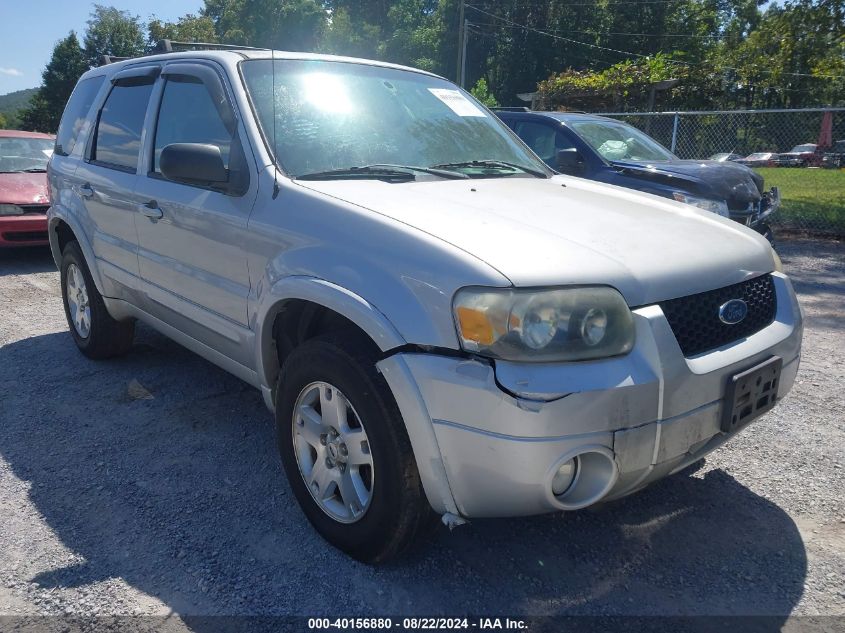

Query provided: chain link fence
[598,108,845,237]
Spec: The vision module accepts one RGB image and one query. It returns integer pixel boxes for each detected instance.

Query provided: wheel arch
[48,213,105,295]
[258,277,459,517]
[256,276,406,410]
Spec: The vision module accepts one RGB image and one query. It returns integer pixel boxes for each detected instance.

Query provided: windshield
[240,59,547,179]
[0,137,54,173]
[568,119,674,162]
[789,144,816,153]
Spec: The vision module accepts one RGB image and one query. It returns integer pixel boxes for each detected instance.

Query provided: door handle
[138,200,163,221]
[77,183,94,199]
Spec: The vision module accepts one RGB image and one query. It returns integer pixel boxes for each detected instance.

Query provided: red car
[0,130,54,247]
[776,143,822,167]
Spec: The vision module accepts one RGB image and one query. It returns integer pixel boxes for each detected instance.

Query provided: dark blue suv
[496,110,779,243]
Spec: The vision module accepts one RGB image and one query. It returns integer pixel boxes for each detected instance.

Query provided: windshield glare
[569,119,674,162]
[0,137,54,173]
[240,59,547,178]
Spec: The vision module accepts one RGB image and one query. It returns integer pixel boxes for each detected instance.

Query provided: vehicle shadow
[0,246,56,276]
[0,326,807,624]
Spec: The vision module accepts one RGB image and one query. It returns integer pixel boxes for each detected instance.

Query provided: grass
[754,167,845,234]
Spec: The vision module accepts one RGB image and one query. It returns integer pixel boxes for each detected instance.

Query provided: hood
[0,171,50,206]
[295,175,777,306]
[611,159,763,205]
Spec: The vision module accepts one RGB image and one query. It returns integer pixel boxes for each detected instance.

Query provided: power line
[466,23,621,69]
[466,4,689,65]
[465,4,845,80]
[470,23,728,39]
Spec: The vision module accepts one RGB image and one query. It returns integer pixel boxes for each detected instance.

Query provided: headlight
[453,286,635,362]
[672,192,729,217]
[0,204,24,216]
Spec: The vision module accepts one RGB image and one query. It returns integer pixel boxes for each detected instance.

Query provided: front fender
[253,278,460,517]
[254,275,406,409]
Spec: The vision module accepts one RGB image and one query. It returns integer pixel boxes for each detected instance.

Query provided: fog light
[551,458,577,496]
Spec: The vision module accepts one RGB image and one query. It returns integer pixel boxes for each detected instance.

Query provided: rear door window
[55,76,105,156]
[91,78,155,171]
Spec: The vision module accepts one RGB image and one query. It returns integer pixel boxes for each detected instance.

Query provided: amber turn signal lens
[456,306,494,345]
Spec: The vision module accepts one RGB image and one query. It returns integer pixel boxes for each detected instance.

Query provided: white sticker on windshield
[428,89,486,117]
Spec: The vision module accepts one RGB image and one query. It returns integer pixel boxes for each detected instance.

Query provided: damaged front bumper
[377,272,802,519]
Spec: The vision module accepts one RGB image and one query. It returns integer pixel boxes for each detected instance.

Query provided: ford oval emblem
[719,299,748,325]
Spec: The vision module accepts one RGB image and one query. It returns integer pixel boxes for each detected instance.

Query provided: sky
[0,0,205,95]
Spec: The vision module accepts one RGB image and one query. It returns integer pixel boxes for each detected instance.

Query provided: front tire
[60,241,134,359]
[276,334,436,563]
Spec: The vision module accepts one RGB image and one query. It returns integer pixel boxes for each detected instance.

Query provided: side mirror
[556,148,584,175]
[160,143,228,186]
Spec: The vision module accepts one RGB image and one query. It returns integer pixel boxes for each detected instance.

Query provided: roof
[495,110,619,124]
[86,47,443,81]
[0,129,55,139]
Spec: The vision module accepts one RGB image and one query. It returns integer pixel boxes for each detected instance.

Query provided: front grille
[659,274,777,357]
[20,205,50,215]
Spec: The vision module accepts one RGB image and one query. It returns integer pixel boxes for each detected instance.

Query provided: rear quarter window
[55,76,105,156]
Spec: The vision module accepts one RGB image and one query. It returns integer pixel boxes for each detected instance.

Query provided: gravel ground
[0,238,843,628]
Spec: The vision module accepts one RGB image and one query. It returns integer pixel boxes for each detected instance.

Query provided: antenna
[271,46,280,199]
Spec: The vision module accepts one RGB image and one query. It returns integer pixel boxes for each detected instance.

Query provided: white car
[47,43,803,563]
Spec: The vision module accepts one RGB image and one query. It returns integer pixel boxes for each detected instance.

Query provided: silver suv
[47,44,803,563]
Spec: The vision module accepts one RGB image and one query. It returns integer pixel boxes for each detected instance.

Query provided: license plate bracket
[721,356,783,433]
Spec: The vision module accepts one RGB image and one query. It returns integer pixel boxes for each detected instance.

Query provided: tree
[147,13,217,48]
[470,78,498,107]
[18,32,89,133]
[202,0,327,51]
[83,4,145,67]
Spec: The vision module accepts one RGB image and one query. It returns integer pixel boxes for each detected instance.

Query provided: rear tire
[60,241,134,359]
[276,334,437,563]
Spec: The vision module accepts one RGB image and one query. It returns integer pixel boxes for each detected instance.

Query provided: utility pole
[460,18,469,88]
[456,0,465,86]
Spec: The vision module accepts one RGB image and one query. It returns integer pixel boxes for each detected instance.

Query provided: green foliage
[147,13,217,47]
[202,0,325,51]
[19,32,89,133]
[0,88,37,130]
[83,5,145,67]
[537,53,684,109]
[470,78,498,107]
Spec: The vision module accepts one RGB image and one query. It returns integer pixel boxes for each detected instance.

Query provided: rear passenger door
[75,66,159,285]
[133,61,257,358]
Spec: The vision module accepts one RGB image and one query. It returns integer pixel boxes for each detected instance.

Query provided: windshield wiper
[297,164,469,182]
[430,159,547,178]
[297,166,417,182]
[367,164,469,179]
[21,168,47,173]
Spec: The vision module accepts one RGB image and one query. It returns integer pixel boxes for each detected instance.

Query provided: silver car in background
[47,44,803,563]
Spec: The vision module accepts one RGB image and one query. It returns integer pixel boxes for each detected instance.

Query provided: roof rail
[155,40,269,53]
[98,55,131,66]
[96,40,269,66]
[490,106,531,112]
